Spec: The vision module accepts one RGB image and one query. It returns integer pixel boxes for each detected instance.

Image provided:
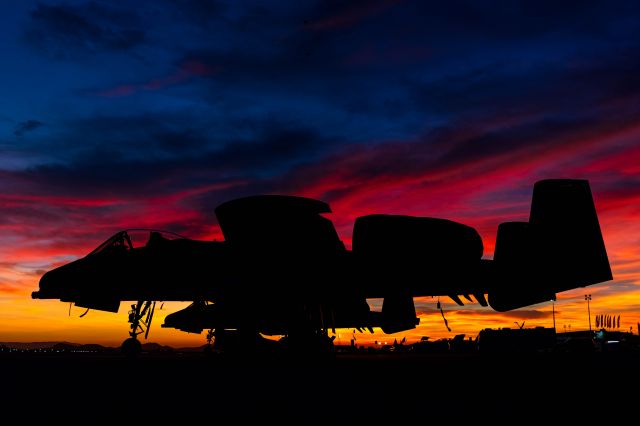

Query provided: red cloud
[305,0,402,31]
[97,60,219,98]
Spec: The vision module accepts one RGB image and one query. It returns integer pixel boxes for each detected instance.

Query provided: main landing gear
[121,300,156,358]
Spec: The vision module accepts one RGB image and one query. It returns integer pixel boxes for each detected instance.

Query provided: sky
[1,0,639,347]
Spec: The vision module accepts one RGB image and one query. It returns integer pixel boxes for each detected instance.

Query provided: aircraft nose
[32,269,57,299]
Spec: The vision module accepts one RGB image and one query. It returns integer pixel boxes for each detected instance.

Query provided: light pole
[585,294,592,331]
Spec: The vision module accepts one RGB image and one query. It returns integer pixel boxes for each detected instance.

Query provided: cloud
[13,120,44,137]
[97,60,219,97]
[304,0,402,31]
[456,309,552,320]
[24,2,144,59]
[1,112,335,204]
[344,44,431,67]
[277,112,640,201]
[168,0,227,26]
[0,282,24,294]
[159,0,640,156]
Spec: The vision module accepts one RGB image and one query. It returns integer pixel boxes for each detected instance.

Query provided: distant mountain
[51,342,113,352]
[0,341,207,352]
[0,342,80,350]
[51,342,81,351]
[141,342,173,352]
[79,343,111,352]
[175,344,208,353]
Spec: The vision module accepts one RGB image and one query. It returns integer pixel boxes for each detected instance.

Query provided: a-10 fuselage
[32,179,612,336]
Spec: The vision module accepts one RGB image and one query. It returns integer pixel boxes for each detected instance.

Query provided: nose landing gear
[121,300,156,357]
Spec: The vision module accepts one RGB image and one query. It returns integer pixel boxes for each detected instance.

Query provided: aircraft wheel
[121,338,142,358]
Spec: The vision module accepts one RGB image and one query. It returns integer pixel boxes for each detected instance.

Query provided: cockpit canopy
[88,229,186,256]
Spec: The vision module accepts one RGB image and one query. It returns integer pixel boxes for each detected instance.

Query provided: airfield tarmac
[1,351,638,421]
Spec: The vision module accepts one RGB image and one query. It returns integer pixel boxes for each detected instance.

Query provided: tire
[121,338,142,358]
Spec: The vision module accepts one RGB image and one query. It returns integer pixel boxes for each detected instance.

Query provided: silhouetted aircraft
[32,179,612,356]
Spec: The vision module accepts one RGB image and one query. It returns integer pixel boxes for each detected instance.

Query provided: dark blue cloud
[14,120,44,137]
[10,112,333,200]
[24,2,144,59]
[168,0,228,26]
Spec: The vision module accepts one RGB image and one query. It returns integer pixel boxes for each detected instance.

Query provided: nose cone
[32,260,80,299]
[32,269,57,299]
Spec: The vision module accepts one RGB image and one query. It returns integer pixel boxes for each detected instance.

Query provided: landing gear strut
[121,300,156,357]
[203,329,215,354]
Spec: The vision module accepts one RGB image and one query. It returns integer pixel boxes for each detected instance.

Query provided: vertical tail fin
[529,179,612,291]
[489,179,612,312]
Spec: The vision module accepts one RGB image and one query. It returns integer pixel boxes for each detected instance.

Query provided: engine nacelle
[352,214,484,296]
[353,214,483,263]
